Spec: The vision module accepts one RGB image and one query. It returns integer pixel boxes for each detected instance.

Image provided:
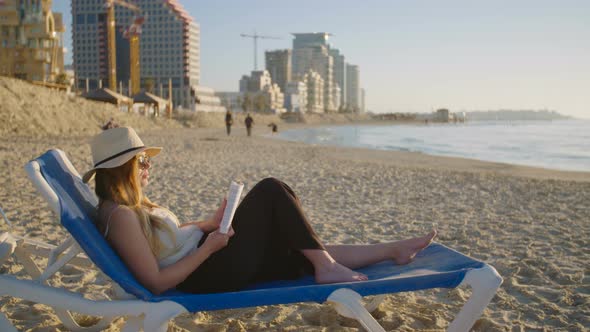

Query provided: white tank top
[149,208,204,268]
[104,206,204,268]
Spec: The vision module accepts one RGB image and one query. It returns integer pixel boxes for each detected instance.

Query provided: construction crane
[240,32,281,70]
[105,0,145,94]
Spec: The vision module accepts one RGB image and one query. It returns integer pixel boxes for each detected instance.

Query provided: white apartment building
[239,70,285,113]
[360,88,366,113]
[333,84,341,111]
[192,86,225,112]
[240,70,272,92]
[284,81,307,113]
[303,69,323,113]
[346,63,360,111]
[292,46,334,112]
[292,33,336,113]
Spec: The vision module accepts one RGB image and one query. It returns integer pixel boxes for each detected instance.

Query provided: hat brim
[82,146,161,183]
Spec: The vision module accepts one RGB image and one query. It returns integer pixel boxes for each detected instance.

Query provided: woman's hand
[210,198,227,229]
[200,228,234,255]
[194,198,227,233]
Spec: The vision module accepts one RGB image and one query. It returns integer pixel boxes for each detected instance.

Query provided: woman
[84,127,436,295]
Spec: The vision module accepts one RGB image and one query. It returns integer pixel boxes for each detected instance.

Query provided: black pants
[177,178,324,294]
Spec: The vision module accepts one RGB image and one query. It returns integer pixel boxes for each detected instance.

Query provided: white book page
[219,181,244,234]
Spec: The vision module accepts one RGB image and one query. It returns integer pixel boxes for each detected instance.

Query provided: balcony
[34,50,50,62]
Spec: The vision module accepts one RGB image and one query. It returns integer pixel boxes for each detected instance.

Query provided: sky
[52,0,589,118]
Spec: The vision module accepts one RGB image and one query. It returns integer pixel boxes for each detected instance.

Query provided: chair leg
[121,315,143,332]
[53,311,112,332]
[38,244,85,282]
[9,237,112,332]
[327,288,386,332]
[364,294,386,313]
[143,303,187,332]
[0,233,16,266]
[447,264,503,332]
[13,244,42,279]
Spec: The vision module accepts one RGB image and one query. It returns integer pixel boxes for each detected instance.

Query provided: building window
[87,14,97,24]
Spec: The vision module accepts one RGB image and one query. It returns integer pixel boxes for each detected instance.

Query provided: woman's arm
[107,207,231,295]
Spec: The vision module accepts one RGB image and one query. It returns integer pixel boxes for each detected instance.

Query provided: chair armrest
[25,161,60,216]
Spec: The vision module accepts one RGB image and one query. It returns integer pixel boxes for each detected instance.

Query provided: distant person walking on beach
[225,110,233,136]
[245,113,254,137]
[268,122,278,134]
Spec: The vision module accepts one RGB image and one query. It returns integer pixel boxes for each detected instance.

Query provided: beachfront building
[346,63,360,112]
[292,33,336,113]
[435,108,450,122]
[292,32,330,50]
[71,0,223,111]
[0,0,66,82]
[333,84,341,111]
[240,70,271,92]
[284,81,307,113]
[329,48,346,108]
[292,45,335,113]
[191,86,225,112]
[265,49,291,94]
[360,88,366,113]
[239,70,285,113]
[303,69,323,113]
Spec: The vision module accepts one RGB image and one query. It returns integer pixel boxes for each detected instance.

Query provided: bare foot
[391,230,437,265]
[315,261,368,284]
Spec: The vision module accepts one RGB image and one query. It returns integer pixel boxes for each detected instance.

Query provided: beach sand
[1,123,588,331]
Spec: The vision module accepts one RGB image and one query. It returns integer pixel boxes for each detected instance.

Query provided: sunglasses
[137,155,151,170]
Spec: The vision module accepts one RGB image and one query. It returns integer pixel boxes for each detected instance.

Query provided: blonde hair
[95,156,174,256]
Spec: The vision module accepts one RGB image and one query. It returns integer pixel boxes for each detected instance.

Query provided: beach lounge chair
[0,149,502,332]
[0,150,103,331]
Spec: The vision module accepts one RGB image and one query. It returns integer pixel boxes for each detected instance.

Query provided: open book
[219,181,244,234]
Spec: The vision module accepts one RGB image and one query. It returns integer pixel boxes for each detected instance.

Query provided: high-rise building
[71,0,223,111]
[292,45,334,112]
[292,32,330,77]
[346,63,360,111]
[292,33,336,113]
[0,0,66,82]
[360,88,366,113]
[329,48,346,108]
[265,49,291,93]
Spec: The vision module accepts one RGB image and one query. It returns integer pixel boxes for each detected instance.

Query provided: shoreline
[271,121,590,178]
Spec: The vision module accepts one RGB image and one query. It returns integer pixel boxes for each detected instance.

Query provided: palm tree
[241,94,252,112]
[254,94,268,112]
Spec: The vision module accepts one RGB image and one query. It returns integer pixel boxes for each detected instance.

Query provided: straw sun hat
[82,127,161,183]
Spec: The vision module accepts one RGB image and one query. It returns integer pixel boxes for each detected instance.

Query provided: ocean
[276,120,590,172]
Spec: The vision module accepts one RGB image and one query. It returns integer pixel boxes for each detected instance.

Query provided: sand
[0,78,588,331]
[1,125,588,331]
